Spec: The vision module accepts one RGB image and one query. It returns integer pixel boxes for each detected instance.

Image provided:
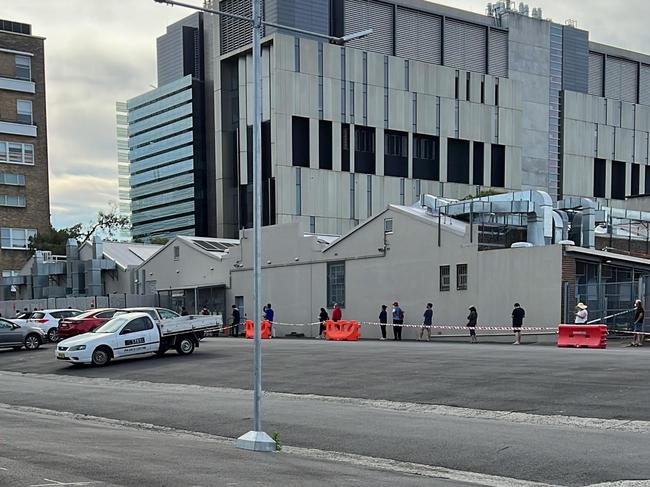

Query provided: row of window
[15,55,31,81]
[440,264,468,291]
[0,141,34,165]
[0,227,36,250]
[0,172,25,186]
[291,117,505,186]
[593,158,650,199]
[0,195,26,207]
[454,72,499,105]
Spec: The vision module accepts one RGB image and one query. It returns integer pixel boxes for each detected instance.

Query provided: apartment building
[0,19,50,293]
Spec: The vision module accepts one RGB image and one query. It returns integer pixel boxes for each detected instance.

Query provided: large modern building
[125,13,209,240]
[0,19,51,296]
[200,0,650,238]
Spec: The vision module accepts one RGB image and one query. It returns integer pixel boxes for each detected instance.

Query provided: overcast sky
[3,0,649,229]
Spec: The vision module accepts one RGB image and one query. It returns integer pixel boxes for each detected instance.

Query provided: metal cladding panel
[220,0,252,55]
[344,0,394,56]
[488,28,508,78]
[561,27,588,94]
[395,7,442,65]
[444,18,486,73]
[640,64,650,106]
[588,51,604,96]
[606,56,638,103]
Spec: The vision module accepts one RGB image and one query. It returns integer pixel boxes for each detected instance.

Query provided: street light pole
[152,0,371,452]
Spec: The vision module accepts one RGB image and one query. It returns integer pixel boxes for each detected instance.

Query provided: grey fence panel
[108,294,127,308]
[0,295,160,317]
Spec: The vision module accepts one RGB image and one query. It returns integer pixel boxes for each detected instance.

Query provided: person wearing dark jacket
[317,308,329,339]
[419,303,433,341]
[467,306,478,343]
[231,304,241,337]
[392,302,404,341]
[631,299,645,347]
[512,303,525,345]
[378,305,388,340]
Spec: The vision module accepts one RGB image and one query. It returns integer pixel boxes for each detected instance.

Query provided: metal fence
[0,294,160,319]
[573,280,644,333]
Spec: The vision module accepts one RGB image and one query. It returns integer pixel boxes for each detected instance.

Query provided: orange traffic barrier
[557,324,607,349]
[245,320,272,339]
[324,320,360,341]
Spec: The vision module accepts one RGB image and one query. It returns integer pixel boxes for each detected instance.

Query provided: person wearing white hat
[574,303,588,324]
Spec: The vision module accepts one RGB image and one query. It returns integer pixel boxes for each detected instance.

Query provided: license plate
[57,352,65,359]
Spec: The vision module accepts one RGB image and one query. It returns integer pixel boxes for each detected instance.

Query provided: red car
[57,308,122,340]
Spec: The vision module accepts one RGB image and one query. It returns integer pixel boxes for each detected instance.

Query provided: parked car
[56,312,219,366]
[0,318,45,351]
[28,309,82,342]
[115,307,180,323]
[57,308,122,340]
[11,311,34,327]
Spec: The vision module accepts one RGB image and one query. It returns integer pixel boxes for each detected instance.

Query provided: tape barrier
[264,320,558,333]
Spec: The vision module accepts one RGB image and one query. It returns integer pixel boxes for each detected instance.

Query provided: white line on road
[29,479,98,487]
[2,370,649,434]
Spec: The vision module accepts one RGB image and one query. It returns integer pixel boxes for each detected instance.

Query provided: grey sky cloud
[3,0,649,230]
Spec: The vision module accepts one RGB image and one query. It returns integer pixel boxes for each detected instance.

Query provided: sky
[3,0,650,230]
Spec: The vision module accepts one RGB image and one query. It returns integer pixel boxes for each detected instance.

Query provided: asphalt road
[1,339,649,486]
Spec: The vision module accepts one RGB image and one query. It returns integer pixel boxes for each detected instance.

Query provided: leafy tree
[78,204,130,245]
[29,225,82,255]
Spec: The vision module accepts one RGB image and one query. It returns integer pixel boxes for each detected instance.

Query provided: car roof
[122,307,157,311]
[37,309,83,313]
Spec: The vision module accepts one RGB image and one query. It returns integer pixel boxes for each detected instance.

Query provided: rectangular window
[490,144,505,188]
[447,138,470,184]
[327,261,345,308]
[349,173,355,219]
[413,134,439,181]
[440,265,450,292]
[341,123,350,172]
[631,163,640,196]
[466,72,471,101]
[611,160,626,199]
[646,167,650,195]
[292,116,310,167]
[318,120,332,170]
[354,125,375,174]
[294,37,301,72]
[173,246,180,261]
[384,217,393,234]
[16,100,32,125]
[384,130,408,177]
[495,79,500,106]
[593,158,606,197]
[295,167,302,215]
[309,215,316,233]
[0,195,26,207]
[480,75,485,104]
[0,227,37,249]
[473,142,484,185]
[400,178,405,205]
[23,144,34,164]
[456,264,468,291]
[366,175,372,218]
[454,71,459,99]
[15,55,31,80]
[0,173,25,186]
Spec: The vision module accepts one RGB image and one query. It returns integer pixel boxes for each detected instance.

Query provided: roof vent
[557,240,575,246]
[511,242,534,248]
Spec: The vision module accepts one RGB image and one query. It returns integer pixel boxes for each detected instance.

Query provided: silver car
[0,317,45,351]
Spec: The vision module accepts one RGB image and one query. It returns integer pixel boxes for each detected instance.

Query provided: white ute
[55,312,219,366]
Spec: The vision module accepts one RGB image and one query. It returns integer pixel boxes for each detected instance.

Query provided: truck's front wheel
[92,347,112,366]
[176,337,195,355]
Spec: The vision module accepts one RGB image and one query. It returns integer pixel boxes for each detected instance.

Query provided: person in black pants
[378,305,388,340]
[231,304,241,337]
[317,307,329,339]
[392,301,404,341]
[467,306,478,343]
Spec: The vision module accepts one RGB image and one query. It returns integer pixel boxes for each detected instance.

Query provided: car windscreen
[31,312,45,319]
[93,316,133,334]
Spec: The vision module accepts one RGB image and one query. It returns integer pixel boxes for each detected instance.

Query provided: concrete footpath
[0,406,498,487]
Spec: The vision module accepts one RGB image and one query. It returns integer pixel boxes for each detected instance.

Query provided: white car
[28,309,82,342]
[115,307,180,323]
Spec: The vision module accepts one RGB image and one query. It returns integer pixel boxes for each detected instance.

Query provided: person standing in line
[181,306,189,316]
[419,303,433,341]
[264,303,274,338]
[631,299,645,347]
[201,306,210,316]
[231,304,241,337]
[316,307,329,339]
[392,302,404,341]
[467,306,478,343]
[332,303,342,322]
[378,305,388,340]
[511,303,525,345]
[574,303,588,324]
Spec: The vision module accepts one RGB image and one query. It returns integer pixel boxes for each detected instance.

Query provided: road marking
[2,370,650,434]
[29,480,98,487]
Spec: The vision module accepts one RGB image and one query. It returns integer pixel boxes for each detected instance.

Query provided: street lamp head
[339,28,373,44]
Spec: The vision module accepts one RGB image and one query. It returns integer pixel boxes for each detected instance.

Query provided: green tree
[29,224,82,255]
[78,204,130,245]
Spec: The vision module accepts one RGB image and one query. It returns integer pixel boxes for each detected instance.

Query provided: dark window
[121,317,152,334]
[327,262,345,308]
[593,158,606,197]
[292,116,310,167]
[384,130,408,177]
[495,80,500,106]
[413,134,439,181]
[341,123,350,172]
[466,73,471,101]
[447,139,470,184]
[246,121,272,181]
[319,121,332,170]
[611,160,626,200]
[440,265,450,292]
[631,163,640,196]
[473,142,484,185]
[173,246,180,261]
[96,311,117,319]
[354,125,375,174]
[646,168,650,195]
[490,144,505,188]
[457,264,468,291]
[454,71,459,99]
[480,75,485,104]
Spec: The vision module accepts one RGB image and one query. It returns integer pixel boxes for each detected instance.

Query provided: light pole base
[235,430,276,452]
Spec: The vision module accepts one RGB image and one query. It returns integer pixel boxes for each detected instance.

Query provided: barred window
[457,264,468,291]
[440,265,450,292]
[327,261,345,308]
